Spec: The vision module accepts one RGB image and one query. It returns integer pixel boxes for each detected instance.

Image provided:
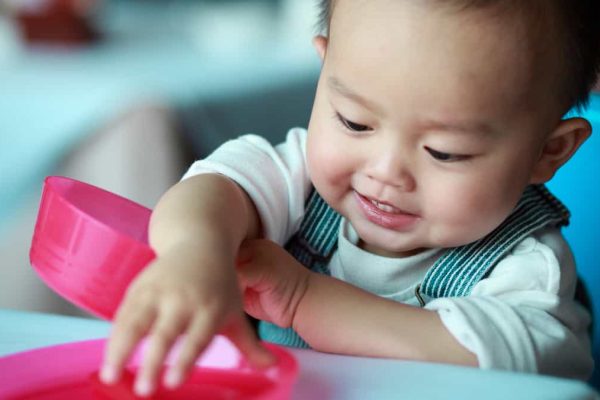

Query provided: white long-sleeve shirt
[182,128,593,380]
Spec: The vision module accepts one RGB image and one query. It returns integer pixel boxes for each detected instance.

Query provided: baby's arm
[101,174,274,397]
[294,272,478,365]
[237,239,477,366]
[239,233,592,378]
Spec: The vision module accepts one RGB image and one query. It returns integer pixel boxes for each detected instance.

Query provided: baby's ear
[313,35,328,61]
[529,117,591,184]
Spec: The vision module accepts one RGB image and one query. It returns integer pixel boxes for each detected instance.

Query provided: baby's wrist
[291,271,314,333]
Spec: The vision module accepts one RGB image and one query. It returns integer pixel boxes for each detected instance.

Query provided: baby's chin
[355,229,430,258]
[359,239,429,258]
[355,223,478,257]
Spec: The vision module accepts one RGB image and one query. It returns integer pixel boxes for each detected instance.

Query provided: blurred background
[0,0,599,388]
[0,0,320,316]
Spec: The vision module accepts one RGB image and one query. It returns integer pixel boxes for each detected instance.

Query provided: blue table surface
[0,309,598,400]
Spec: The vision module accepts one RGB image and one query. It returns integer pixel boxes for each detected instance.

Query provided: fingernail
[134,378,153,397]
[164,369,182,389]
[99,365,117,384]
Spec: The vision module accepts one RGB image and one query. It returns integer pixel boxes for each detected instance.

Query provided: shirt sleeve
[181,128,311,245]
[425,228,594,380]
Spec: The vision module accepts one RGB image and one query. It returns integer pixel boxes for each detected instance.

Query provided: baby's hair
[316,0,600,113]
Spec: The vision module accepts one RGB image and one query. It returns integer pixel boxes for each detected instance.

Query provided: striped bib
[258,184,570,348]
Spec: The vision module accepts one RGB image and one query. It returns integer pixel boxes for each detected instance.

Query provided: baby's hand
[100,243,274,397]
[236,239,311,329]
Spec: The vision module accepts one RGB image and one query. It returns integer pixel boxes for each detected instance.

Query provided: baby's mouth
[368,198,403,214]
[353,191,420,230]
[356,191,416,216]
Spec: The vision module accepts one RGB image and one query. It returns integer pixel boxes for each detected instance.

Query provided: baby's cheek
[427,188,510,247]
[307,136,347,182]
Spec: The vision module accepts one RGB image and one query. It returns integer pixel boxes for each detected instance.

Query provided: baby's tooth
[370,199,399,213]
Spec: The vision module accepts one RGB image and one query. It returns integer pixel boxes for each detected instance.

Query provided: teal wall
[548,93,600,388]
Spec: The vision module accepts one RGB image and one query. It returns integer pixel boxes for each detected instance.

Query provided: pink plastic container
[26,176,299,399]
[0,336,298,399]
[30,176,156,320]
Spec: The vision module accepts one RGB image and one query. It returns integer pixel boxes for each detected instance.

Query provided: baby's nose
[365,152,416,192]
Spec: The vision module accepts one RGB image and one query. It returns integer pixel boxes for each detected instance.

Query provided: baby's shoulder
[507,226,572,267]
[474,227,575,295]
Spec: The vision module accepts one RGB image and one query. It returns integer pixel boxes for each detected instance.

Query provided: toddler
[101,0,600,396]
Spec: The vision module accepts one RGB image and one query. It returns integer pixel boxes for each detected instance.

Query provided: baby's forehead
[329,0,550,40]
[328,1,556,87]
[327,1,545,67]
[324,1,562,124]
[324,0,599,115]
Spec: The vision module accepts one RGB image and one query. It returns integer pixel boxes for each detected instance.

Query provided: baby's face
[306,0,559,257]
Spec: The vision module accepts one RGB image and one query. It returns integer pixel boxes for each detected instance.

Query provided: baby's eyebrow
[327,77,384,115]
[418,119,497,137]
[328,76,497,137]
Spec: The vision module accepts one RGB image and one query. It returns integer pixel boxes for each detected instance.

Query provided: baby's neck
[358,240,427,258]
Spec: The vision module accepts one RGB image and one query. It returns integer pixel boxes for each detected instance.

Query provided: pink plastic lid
[30,176,156,320]
[0,336,298,399]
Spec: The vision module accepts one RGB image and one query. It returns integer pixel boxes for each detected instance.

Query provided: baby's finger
[227,316,276,368]
[236,241,254,266]
[101,304,155,385]
[163,312,218,389]
[134,306,188,397]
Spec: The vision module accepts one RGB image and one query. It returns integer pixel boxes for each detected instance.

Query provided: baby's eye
[425,146,471,162]
[336,112,371,132]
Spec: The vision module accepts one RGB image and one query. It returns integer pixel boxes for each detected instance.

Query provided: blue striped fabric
[259,184,569,347]
[420,185,569,298]
[259,190,341,348]
[283,191,341,274]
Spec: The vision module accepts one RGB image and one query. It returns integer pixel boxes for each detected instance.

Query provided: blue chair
[548,93,600,389]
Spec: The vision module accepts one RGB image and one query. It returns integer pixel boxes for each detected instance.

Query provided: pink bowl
[30,176,156,320]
